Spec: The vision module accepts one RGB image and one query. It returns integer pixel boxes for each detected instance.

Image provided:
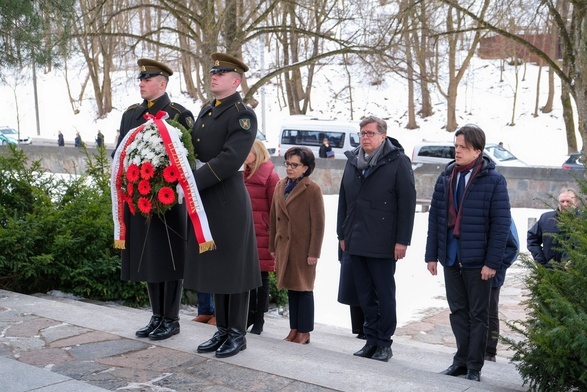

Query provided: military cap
[210,52,249,75]
[137,58,173,79]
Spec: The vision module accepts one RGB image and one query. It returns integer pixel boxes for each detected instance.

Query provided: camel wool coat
[269,176,325,292]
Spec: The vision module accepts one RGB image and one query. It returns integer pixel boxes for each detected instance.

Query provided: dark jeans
[197,292,214,315]
[350,255,397,347]
[288,290,314,333]
[444,264,492,371]
[486,286,501,356]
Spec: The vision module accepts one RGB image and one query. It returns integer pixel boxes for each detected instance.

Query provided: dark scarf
[284,177,303,199]
[448,156,483,237]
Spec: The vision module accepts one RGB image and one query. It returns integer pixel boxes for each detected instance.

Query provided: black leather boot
[215,292,248,358]
[136,282,164,337]
[148,317,180,340]
[198,293,229,353]
[250,274,269,335]
[148,280,182,340]
[216,327,247,358]
[136,315,162,338]
[197,327,228,353]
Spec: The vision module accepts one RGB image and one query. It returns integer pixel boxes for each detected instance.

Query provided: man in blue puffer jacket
[425,124,511,382]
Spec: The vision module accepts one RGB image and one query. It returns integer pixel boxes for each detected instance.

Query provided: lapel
[276,177,310,216]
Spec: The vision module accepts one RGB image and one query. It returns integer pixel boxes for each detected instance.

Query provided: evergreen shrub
[506,187,587,391]
[0,145,147,306]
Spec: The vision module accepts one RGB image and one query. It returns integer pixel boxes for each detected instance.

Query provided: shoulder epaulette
[125,103,141,112]
[169,102,187,112]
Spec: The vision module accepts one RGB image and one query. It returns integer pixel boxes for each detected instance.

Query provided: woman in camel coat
[269,147,325,345]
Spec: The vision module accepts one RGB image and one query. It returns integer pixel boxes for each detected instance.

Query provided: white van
[278,117,360,159]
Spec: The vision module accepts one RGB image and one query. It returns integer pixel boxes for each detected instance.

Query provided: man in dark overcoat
[337,116,416,362]
[184,52,261,358]
[114,58,194,341]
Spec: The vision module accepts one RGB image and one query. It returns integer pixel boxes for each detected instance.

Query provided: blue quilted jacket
[425,157,511,270]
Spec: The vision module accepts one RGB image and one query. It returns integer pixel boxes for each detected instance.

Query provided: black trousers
[486,285,501,356]
[444,264,492,371]
[213,292,249,333]
[288,290,314,333]
[350,305,365,335]
[350,255,397,347]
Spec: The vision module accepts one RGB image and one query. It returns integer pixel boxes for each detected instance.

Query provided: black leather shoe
[466,370,481,381]
[197,329,228,353]
[148,318,179,340]
[353,344,377,358]
[216,329,247,358]
[250,320,264,335]
[371,346,392,362]
[136,315,162,338]
[440,364,468,376]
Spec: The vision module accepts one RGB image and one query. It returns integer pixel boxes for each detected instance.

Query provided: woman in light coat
[269,147,325,344]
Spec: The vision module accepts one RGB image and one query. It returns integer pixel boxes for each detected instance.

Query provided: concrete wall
[2,145,583,209]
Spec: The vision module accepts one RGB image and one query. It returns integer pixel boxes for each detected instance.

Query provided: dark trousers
[213,292,249,333]
[444,264,492,371]
[147,280,183,320]
[486,286,501,356]
[350,255,397,347]
[350,305,365,335]
[288,290,314,333]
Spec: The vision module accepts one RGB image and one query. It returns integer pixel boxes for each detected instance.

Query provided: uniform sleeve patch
[185,116,194,129]
[239,118,251,130]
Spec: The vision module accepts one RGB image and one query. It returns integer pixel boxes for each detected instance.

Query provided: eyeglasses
[358,131,382,138]
[284,161,304,169]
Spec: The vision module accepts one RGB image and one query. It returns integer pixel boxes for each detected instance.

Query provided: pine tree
[506,185,587,391]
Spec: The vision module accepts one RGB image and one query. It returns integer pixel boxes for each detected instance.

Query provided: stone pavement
[0,264,529,392]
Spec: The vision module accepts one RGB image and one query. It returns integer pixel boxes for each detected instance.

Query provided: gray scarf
[356,139,388,170]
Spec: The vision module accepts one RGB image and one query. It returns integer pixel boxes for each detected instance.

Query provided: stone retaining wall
[3,145,583,209]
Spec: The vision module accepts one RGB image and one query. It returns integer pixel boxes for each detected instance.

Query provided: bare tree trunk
[534,60,543,117]
[542,66,555,113]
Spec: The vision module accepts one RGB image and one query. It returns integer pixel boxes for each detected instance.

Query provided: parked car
[0,126,33,145]
[278,117,360,159]
[562,152,584,170]
[0,133,16,145]
[256,130,276,156]
[411,141,528,167]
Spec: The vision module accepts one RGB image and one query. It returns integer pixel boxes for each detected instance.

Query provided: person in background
[337,116,416,363]
[193,292,216,325]
[485,219,519,362]
[96,130,104,148]
[527,187,579,269]
[425,124,511,382]
[244,139,280,335]
[74,132,83,147]
[270,146,325,345]
[114,58,194,341]
[319,137,334,158]
[57,130,65,146]
[184,52,260,359]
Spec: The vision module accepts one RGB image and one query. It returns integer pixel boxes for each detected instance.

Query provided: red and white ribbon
[110,111,215,253]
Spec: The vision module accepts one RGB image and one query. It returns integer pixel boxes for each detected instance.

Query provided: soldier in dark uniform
[184,52,261,358]
[114,58,195,341]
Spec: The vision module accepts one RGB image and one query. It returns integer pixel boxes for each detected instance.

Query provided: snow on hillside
[0,54,576,167]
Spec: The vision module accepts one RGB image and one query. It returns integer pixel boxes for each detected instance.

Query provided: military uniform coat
[184,92,261,294]
[115,92,194,283]
[269,176,325,292]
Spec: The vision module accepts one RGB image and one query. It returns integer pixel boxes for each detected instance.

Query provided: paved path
[0,265,529,391]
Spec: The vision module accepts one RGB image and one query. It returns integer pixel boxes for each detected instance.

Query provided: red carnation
[140,162,155,180]
[138,197,152,214]
[158,187,176,205]
[126,164,140,182]
[138,180,151,195]
[163,165,179,183]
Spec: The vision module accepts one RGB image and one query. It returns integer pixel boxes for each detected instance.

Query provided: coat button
[208,112,211,116]
[197,138,200,142]
[201,124,205,128]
